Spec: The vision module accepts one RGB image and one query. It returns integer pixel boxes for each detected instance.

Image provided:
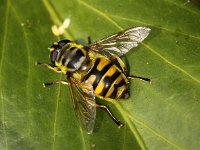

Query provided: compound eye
[50,50,59,64]
[49,44,61,64]
[58,39,71,47]
[49,40,70,65]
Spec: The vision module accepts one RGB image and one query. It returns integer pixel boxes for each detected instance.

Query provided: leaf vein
[127,114,183,150]
[10,1,34,139]
[122,123,127,150]
[77,0,123,30]
[80,127,87,150]
[0,0,10,149]
[112,102,148,150]
[108,14,200,40]
[52,74,62,150]
[42,0,75,40]
[164,0,200,16]
[143,43,200,84]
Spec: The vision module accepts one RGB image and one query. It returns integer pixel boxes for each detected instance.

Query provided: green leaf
[0,0,200,150]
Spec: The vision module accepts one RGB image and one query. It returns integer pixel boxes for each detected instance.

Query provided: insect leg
[87,36,92,45]
[43,80,68,87]
[128,75,151,82]
[35,62,62,73]
[95,104,124,128]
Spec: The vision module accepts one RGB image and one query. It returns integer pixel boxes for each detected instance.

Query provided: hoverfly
[36,27,151,134]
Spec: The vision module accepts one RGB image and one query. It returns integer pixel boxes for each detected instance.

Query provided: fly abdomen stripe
[101,71,121,97]
[110,85,118,99]
[118,78,126,87]
[110,78,126,98]
[82,58,100,83]
[82,57,129,99]
[82,58,112,90]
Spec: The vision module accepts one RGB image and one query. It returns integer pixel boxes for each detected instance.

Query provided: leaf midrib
[0,1,10,149]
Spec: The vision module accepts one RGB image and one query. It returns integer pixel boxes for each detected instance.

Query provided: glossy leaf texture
[0,0,200,150]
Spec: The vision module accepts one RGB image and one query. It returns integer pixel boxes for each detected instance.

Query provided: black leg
[87,36,92,45]
[95,104,124,128]
[128,75,151,82]
[43,80,68,87]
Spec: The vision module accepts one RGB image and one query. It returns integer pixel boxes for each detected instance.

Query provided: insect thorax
[55,42,91,72]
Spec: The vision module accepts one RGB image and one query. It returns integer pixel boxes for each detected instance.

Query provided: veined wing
[67,76,96,134]
[89,27,151,56]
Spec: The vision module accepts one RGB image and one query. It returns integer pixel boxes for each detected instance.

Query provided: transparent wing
[67,76,96,134]
[89,27,151,56]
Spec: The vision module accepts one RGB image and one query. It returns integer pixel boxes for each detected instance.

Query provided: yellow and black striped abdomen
[82,57,129,99]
